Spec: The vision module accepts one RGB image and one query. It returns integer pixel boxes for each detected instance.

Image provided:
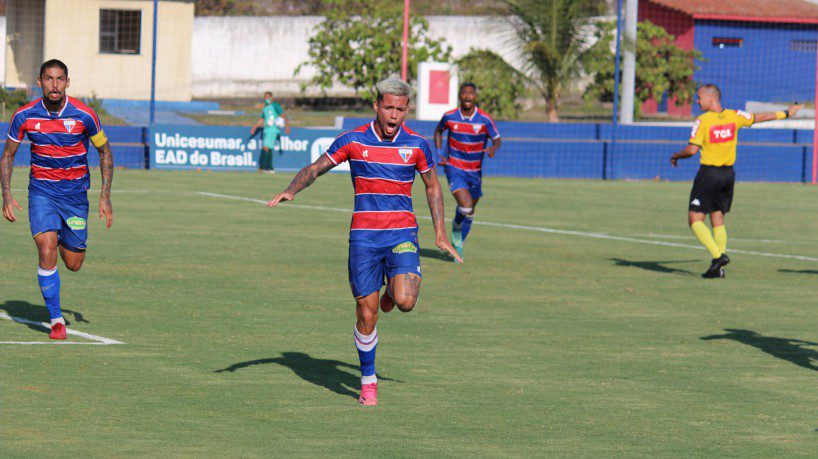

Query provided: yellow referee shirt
[689,109,755,166]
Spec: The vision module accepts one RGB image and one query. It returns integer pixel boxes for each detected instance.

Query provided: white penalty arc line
[0,312,125,345]
[197,191,818,263]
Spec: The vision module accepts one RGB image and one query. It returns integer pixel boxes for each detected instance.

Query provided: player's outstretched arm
[97,141,114,228]
[753,103,804,123]
[670,144,699,167]
[484,137,502,158]
[267,154,335,207]
[1,139,21,223]
[420,168,462,263]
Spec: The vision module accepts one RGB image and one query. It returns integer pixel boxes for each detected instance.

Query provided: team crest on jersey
[63,119,76,133]
[472,124,481,134]
[398,148,413,163]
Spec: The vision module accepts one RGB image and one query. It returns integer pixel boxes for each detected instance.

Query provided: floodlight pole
[149,0,158,126]
[619,0,637,124]
[813,32,818,184]
[610,0,624,180]
[402,0,410,81]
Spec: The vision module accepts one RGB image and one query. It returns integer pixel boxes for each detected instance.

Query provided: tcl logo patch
[709,124,735,143]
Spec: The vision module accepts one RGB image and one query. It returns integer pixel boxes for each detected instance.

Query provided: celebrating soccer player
[671,84,801,278]
[267,77,461,406]
[250,91,290,174]
[1,59,114,339]
[433,82,501,260]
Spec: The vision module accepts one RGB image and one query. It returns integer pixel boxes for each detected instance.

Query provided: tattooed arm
[97,141,114,228]
[420,167,462,263]
[266,154,335,207]
[1,140,22,223]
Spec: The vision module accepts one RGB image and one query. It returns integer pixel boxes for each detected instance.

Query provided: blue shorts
[445,166,483,200]
[29,192,89,252]
[348,241,422,298]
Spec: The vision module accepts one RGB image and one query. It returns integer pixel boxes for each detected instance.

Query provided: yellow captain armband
[775,111,788,120]
[90,130,108,148]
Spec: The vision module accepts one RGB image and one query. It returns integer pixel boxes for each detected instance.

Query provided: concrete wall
[15,0,194,101]
[191,16,521,98]
[6,0,44,88]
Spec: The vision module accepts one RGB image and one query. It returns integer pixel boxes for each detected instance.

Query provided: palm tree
[504,0,594,122]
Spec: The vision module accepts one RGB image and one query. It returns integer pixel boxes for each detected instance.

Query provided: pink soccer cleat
[379,291,394,313]
[359,383,378,406]
[49,322,67,340]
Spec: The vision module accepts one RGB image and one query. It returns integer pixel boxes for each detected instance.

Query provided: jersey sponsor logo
[66,216,87,230]
[398,148,413,163]
[736,110,752,120]
[691,199,701,207]
[392,242,418,254]
[690,119,701,140]
[709,124,735,143]
[63,119,76,133]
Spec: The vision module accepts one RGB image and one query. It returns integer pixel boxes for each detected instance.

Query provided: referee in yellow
[671,84,802,278]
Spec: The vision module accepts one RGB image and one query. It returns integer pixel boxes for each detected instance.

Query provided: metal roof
[645,0,818,24]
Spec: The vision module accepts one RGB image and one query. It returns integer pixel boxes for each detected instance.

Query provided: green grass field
[3,169,818,456]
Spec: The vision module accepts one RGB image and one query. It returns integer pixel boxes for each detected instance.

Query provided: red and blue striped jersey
[436,108,499,173]
[325,122,435,248]
[7,96,108,196]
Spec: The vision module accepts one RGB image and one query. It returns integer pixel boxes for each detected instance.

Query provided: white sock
[361,374,377,385]
[51,317,65,326]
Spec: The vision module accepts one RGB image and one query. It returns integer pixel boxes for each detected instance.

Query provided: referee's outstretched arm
[754,103,803,123]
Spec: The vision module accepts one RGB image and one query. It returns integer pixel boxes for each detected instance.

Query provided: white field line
[197,191,818,263]
[0,341,108,345]
[0,312,124,345]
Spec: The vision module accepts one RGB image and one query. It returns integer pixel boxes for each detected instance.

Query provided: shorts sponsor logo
[392,242,417,254]
[66,216,86,230]
[709,124,735,143]
[691,199,701,207]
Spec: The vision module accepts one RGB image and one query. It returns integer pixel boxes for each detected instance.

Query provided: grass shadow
[701,328,818,372]
[419,247,455,262]
[215,352,402,399]
[778,269,818,275]
[0,300,88,334]
[609,258,697,275]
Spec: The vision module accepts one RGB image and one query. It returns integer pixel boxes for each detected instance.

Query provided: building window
[712,37,743,49]
[99,9,141,54]
[790,39,817,52]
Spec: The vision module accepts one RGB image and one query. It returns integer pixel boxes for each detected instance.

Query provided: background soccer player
[250,91,290,174]
[1,59,114,339]
[267,77,461,406]
[670,84,801,278]
[433,82,501,259]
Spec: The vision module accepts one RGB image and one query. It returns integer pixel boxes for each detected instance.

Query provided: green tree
[194,0,255,16]
[503,0,591,122]
[583,20,703,116]
[295,0,451,101]
[456,49,526,119]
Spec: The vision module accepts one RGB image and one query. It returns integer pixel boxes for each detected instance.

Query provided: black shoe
[702,254,730,278]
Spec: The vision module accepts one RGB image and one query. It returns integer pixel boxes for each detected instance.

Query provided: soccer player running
[670,84,801,278]
[1,59,114,339]
[250,91,290,174]
[268,77,461,406]
[433,82,501,260]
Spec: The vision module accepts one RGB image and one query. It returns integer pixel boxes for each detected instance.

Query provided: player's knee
[394,293,417,312]
[64,258,84,272]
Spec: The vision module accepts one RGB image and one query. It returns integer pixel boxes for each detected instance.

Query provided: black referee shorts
[688,165,735,214]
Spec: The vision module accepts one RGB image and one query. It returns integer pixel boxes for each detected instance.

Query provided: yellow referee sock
[713,225,727,254]
[691,221,722,259]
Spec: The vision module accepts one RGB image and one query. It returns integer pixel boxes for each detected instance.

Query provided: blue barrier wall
[2,123,147,169]
[344,118,814,182]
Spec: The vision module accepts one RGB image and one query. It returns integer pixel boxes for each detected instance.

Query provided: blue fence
[344,118,814,182]
[3,118,814,183]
